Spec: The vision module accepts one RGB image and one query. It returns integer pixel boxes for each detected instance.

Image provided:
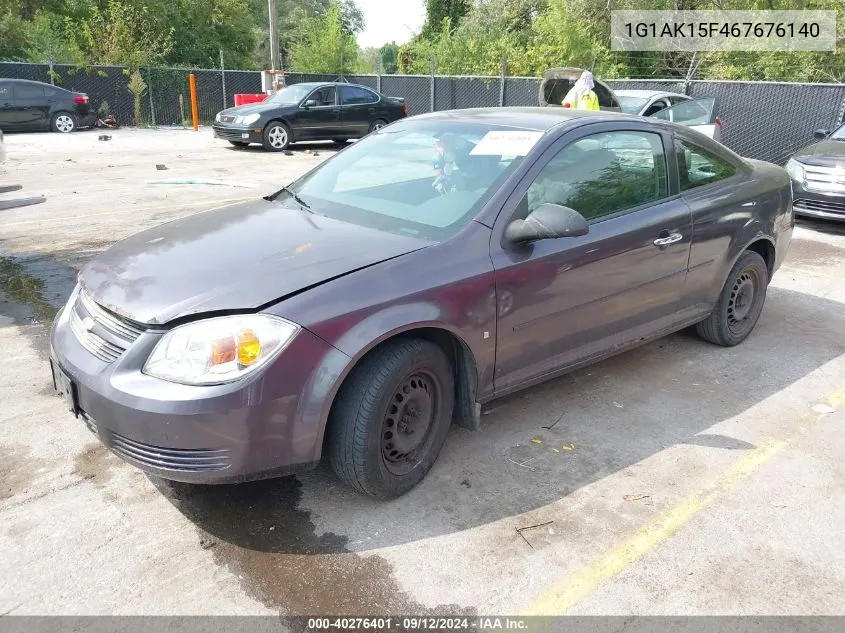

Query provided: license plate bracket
[51,360,79,417]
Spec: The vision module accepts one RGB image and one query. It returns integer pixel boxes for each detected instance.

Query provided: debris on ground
[155,164,168,171]
[95,115,120,129]
[460,479,471,488]
[812,403,836,415]
[312,151,319,156]
[560,443,575,451]
[199,538,216,550]
[542,412,564,430]
[146,178,257,188]
[623,494,650,501]
[283,150,294,156]
[530,438,542,445]
[98,135,111,141]
[613,402,624,408]
[515,521,554,549]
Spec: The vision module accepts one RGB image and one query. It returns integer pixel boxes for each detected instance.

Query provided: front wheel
[696,250,769,346]
[261,121,290,151]
[51,112,78,133]
[327,338,455,499]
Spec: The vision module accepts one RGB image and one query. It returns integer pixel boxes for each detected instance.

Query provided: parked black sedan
[0,78,95,133]
[786,125,845,222]
[51,108,793,498]
[213,82,407,151]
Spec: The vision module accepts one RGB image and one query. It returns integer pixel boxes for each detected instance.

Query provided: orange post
[188,73,199,131]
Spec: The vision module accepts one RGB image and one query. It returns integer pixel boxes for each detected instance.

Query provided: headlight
[235,113,260,125]
[143,315,299,385]
[785,158,805,183]
[215,112,222,122]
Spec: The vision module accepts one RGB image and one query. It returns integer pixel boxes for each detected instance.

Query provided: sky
[355,0,427,49]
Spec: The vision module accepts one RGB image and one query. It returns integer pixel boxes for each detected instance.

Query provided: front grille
[110,431,231,472]
[213,126,248,141]
[802,164,845,193]
[70,290,147,363]
[794,198,845,216]
[70,310,124,362]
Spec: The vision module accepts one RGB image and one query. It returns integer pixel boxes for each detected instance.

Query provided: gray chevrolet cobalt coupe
[50,108,793,498]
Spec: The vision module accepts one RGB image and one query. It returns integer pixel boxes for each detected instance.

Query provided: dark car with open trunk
[51,107,793,498]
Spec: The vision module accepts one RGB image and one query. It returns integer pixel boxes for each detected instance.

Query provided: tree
[163,0,257,69]
[0,0,30,60]
[379,42,399,74]
[288,0,357,73]
[421,0,470,37]
[71,0,173,68]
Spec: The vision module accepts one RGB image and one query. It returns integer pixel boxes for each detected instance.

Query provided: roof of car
[410,107,632,131]
[614,89,688,99]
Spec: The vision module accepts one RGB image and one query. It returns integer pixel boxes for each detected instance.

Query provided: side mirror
[504,203,589,244]
[303,99,318,108]
[813,129,829,140]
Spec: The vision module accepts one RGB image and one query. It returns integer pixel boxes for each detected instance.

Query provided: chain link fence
[3,61,844,165]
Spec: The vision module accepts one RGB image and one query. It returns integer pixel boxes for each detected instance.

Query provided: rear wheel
[696,250,768,346]
[51,112,77,133]
[261,121,290,151]
[327,338,455,499]
[368,119,388,134]
[228,140,249,148]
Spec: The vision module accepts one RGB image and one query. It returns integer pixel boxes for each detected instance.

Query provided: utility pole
[268,0,279,70]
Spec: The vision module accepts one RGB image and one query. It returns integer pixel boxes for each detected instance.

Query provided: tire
[51,111,78,133]
[368,119,388,134]
[228,140,249,148]
[327,338,455,499]
[261,121,290,151]
[696,251,769,346]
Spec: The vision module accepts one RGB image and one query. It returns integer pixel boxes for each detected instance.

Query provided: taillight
[715,116,723,128]
[73,95,89,104]
[403,103,408,117]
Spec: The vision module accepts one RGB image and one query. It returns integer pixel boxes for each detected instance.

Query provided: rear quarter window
[676,140,737,190]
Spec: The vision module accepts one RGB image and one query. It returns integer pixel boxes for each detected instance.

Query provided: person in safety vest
[562,71,599,110]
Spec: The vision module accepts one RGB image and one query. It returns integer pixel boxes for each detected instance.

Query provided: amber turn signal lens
[237,329,261,366]
[210,336,236,365]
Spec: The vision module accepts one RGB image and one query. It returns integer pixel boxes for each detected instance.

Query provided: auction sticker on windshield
[470,131,544,156]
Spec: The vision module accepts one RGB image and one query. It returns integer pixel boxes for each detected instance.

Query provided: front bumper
[212,124,262,144]
[790,177,845,222]
[50,291,341,483]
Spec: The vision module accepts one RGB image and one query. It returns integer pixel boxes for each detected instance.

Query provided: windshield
[280,121,541,241]
[267,84,314,104]
[617,96,648,114]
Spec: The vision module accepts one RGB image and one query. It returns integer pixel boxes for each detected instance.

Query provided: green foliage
[380,42,399,74]
[422,0,470,37]
[127,69,147,126]
[98,100,110,117]
[289,0,357,73]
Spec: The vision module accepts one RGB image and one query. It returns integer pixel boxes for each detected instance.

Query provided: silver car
[615,89,723,142]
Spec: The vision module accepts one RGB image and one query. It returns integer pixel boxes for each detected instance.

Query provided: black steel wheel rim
[727,268,761,335]
[381,371,439,476]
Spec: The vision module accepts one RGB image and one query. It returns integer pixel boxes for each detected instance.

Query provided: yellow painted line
[0,196,255,229]
[522,438,787,616]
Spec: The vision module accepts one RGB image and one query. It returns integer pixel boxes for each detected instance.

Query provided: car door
[490,123,692,394]
[339,85,380,137]
[0,82,16,129]
[11,81,50,129]
[294,86,342,140]
[652,97,720,140]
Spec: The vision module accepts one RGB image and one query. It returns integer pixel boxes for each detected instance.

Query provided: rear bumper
[213,125,262,144]
[49,292,341,484]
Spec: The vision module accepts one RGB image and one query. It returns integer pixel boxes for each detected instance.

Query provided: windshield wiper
[271,186,313,212]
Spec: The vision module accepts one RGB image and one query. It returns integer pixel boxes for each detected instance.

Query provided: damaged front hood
[80,199,431,325]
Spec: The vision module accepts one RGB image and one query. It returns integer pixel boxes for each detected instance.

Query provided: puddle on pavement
[0,445,48,501]
[0,256,58,324]
[161,476,474,620]
[72,443,115,486]
[785,239,844,268]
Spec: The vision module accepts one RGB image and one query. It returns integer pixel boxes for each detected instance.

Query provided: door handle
[653,232,683,247]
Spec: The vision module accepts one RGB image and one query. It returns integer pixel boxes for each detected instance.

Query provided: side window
[676,140,737,190]
[14,83,45,100]
[525,130,668,222]
[308,86,336,106]
[642,100,669,117]
[669,96,689,105]
[341,86,377,105]
[0,83,10,102]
